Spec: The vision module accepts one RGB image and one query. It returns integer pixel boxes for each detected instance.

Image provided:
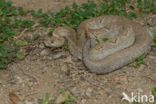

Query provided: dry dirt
[0,0,156,104]
[10,0,100,12]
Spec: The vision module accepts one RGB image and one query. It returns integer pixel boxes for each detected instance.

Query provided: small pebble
[52,52,66,60]
[86,88,93,97]
[40,49,50,56]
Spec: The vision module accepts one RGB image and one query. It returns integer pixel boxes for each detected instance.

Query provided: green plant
[130,54,146,68]
[102,38,109,42]
[152,87,156,98]
[29,0,155,28]
[52,0,137,29]
[0,1,32,69]
[0,44,17,69]
[0,0,18,16]
[59,88,66,94]
[63,41,69,51]
[137,0,156,14]
[30,9,46,18]
[133,100,140,104]
[53,1,102,28]
[39,93,51,104]
[30,9,54,27]
[152,34,156,48]
[15,40,28,47]
[47,29,54,37]
[122,100,130,104]
[59,89,76,104]
[64,94,76,104]
[14,19,34,28]
[17,7,26,16]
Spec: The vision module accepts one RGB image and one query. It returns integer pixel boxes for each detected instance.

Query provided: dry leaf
[9,92,21,104]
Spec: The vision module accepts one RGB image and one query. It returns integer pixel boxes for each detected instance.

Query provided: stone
[85,88,93,97]
[60,64,68,73]
[138,64,145,71]
[70,87,81,97]
[0,70,12,84]
[52,52,66,60]
[81,99,87,104]
[40,49,50,56]
[38,43,45,49]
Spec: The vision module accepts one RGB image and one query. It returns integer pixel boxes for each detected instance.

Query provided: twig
[14,23,39,39]
[14,28,28,39]
[82,76,106,90]
[20,68,38,84]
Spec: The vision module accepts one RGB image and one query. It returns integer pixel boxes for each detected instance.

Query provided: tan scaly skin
[53,15,153,74]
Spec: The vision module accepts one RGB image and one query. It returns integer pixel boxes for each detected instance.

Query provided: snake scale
[52,15,153,74]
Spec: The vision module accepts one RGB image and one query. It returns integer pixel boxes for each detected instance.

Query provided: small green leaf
[102,38,109,42]
[130,54,146,68]
[15,40,28,47]
[152,87,156,97]
[40,93,51,104]
[16,51,25,60]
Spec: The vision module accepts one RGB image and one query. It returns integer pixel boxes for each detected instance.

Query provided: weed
[53,1,99,28]
[15,40,28,47]
[39,93,51,104]
[137,0,156,14]
[0,0,17,16]
[122,100,130,104]
[16,50,25,60]
[63,41,69,51]
[39,16,54,27]
[30,9,54,27]
[14,19,34,28]
[59,88,66,94]
[17,7,26,16]
[30,9,46,18]
[64,94,76,104]
[0,44,17,69]
[152,33,156,48]
[122,99,140,104]
[152,87,156,98]
[130,54,146,68]
[28,0,155,28]
[0,1,32,69]
[59,89,76,104]
[0,28,15,42]
[151,87,156,103]
[95,38,100,44]
[47,29,54,37]
[102,38,109,42]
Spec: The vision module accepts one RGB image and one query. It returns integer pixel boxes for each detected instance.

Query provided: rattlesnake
[52,15,153,74]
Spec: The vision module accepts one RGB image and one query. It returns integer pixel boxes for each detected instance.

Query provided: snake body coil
[53,16,153,74]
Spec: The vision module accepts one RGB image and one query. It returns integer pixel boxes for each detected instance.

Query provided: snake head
[44,32,65,48]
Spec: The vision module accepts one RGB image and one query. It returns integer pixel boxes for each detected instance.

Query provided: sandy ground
[0,0,156,104]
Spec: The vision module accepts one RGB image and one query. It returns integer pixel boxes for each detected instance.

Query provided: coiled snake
[52,15,153,74]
